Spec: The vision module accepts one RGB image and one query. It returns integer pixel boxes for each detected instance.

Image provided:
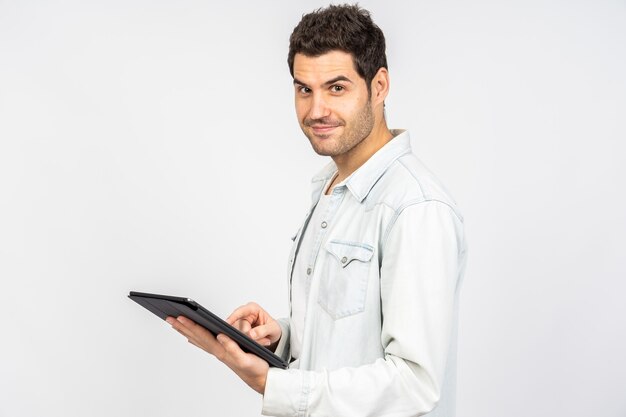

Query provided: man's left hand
[166,315,269,394]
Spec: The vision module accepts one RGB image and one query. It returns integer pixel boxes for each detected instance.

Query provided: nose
[308,92,330,120]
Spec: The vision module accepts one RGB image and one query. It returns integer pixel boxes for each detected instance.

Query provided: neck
[331,120,393,184]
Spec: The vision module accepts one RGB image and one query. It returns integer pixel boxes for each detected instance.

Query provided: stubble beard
[302,99,375,157]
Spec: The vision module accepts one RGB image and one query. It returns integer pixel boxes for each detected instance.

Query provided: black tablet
[128,291,288,369]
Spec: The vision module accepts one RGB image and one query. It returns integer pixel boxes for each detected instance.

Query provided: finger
[175,315,199,329]
[233,319,252,334]
[173,317,203,342]
[216,333,246,361]
[249,324,267,340]
[256,337,272,346]
[174,316,217,343]
[225,303,260,325]
[167,316,223,355]
[249,322,279,342]
[167,316,195,339]
[225,305,249,324]
[166,316,197,336]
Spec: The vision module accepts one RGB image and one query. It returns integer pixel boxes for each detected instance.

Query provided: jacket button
[341,257,348,264]
[306,267,312,275]
[321,221,327,228]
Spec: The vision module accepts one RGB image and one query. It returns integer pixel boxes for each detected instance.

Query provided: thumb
[249,324,269,341]
[249,322,279,342]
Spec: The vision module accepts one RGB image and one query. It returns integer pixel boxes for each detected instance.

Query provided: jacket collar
[310,129,412,205]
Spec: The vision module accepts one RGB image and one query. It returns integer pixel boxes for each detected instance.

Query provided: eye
[331,85,344,93]
[297,86,312,94]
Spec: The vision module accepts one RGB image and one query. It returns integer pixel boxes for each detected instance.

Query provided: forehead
[293,50,361,85]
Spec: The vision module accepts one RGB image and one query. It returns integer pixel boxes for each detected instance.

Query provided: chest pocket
[318,239,374,320]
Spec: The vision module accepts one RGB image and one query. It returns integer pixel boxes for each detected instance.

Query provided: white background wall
[1,1,625,416]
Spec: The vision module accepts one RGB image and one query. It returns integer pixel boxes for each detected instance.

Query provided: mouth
[310,124,340,136]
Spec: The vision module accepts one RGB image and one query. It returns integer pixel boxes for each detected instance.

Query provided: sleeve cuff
[262,367,311,417]
[273,317,291,362]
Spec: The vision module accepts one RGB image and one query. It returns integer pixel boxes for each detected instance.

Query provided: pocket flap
[325,240,374,267]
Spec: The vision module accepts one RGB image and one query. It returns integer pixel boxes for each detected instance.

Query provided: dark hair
[288,4,388,92]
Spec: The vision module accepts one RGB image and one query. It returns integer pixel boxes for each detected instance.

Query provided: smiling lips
[304,117,344,137]
[310,124,341,136]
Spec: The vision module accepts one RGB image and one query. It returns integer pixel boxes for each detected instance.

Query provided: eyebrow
[293,75,354,88]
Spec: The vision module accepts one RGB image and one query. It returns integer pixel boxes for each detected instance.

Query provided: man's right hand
[226,302,282,350]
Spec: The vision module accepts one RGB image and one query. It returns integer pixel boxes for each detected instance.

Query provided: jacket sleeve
[261,201,466,417]
[273,317,291,362]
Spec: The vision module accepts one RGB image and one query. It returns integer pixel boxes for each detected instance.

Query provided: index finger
[225,303,259,326]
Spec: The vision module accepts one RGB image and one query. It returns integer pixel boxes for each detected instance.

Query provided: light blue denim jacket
[262,130,467,417]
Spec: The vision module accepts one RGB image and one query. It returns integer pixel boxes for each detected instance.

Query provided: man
[167,4,467,416]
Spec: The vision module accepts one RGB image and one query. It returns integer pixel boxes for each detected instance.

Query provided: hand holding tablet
[128,291,288,370]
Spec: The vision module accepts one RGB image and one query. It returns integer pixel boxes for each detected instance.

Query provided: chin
[309,141,337,157]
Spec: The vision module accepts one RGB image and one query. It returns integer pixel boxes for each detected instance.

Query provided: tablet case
[128,291,288,369]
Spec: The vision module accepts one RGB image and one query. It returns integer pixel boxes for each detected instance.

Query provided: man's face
[293,51,374,158]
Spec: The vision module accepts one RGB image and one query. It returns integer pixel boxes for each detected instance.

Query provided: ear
[370,67,390,105]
